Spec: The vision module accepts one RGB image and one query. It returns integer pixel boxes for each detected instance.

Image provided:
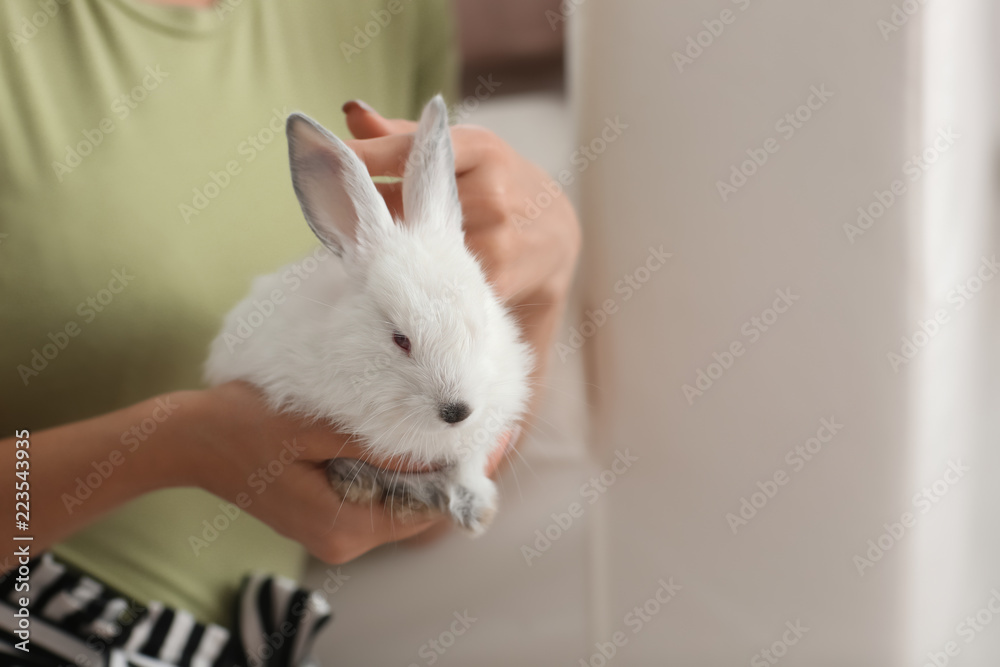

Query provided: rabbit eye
[393,331,411,355]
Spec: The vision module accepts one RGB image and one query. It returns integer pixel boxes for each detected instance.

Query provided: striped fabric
[0,554,331,667]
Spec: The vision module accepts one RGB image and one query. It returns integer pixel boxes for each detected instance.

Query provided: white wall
[573,0,999,665]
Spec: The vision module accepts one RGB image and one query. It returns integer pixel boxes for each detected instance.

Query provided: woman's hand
[185,382,512,564]
[2,382,510,566]
[341,101,582,387]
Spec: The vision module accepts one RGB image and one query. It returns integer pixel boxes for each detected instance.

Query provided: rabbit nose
[439,402,471,424]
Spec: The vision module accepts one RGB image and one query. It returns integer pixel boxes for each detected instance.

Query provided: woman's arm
[2,392,195,554]
[1,382,484,567]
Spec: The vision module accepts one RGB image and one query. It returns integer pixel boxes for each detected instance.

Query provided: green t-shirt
[0,0,457,625]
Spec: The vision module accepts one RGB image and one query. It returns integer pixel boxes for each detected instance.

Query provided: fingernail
[342,99,374,115]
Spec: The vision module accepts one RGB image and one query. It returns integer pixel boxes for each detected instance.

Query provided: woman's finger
[343,100,417,138]
[345,125,499,178]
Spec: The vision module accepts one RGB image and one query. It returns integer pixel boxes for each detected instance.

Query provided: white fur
[205,97,532,526]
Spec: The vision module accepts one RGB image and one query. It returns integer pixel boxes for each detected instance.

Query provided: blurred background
[307,0,1000,665]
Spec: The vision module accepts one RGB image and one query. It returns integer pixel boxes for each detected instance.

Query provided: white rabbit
[204,96,533,535]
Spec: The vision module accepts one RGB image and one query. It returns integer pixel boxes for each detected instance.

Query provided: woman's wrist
[166,383,295,502]
[150,389,221,494]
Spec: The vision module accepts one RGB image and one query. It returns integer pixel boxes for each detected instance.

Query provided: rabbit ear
[403,95,462,233]
[287,113,391,258]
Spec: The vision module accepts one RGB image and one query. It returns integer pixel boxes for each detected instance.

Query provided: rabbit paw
[447,483,497,536]
[326,458,497,534]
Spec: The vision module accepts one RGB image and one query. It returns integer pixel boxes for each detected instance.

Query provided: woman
[0,0,579,664]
